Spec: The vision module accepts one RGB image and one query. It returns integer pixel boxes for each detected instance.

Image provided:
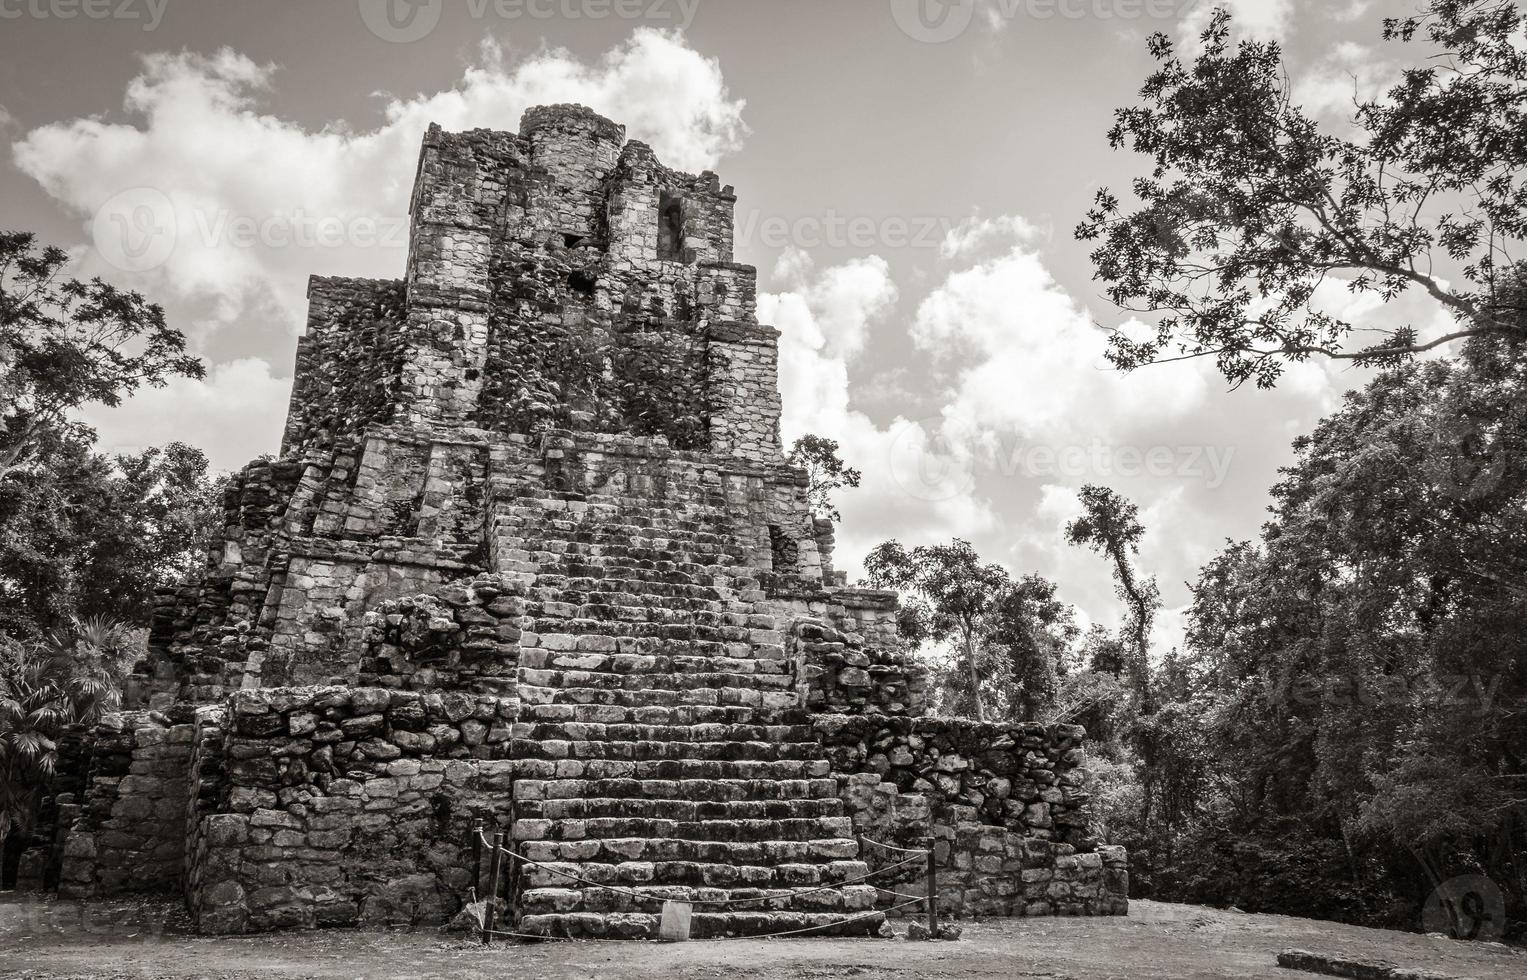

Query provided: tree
[865,539,1012,722]
[0,441,223,639]
[788,435,862,523]
[1066,486,1160,709]
[1,231,203,479]
[1145,326,1527,936]
[1076,2,1527,388]
[991,573,1077,721]
[0,618,131,858]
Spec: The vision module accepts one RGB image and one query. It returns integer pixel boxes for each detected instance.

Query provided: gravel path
[2,894,1521,980]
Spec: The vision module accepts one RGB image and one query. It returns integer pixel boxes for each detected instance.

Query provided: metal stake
[483,830,504,945]
[926,838,938,938]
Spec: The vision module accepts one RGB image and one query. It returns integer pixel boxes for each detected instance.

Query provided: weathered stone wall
[835,773,1127,917]
[186,687,514,933]
[358,574,523,696]
[783,588,926,717]
[57,711,196,898]
[280,277,407,456]
[814,716,1098,848]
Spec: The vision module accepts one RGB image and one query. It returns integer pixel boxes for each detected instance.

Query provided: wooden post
[505,839,519,927]
[483,831,504,945]
[471,821,484,897]
[926,838,938,938]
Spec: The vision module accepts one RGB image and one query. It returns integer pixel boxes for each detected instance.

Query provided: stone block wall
[814,716,1097,848]
[57,711,196,898]
[784,588,926,717]
[185,687,515,933]
[707,318,781,465]
[357,574,524,696]
[280,277,406,456]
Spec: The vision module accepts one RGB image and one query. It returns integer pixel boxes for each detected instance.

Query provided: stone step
[514,854,866,889]
[517,703,775,725]
[514,796,842,822]
[519,883,878,916]
[516,909,886,940]
[512,776,842,803]
[537,594,735,617]
[540,576,737,600]
[497,519,742,545]
[517,667,795,693]
[517,684,796,711]
[519,634,758,660]
[519,650,792,678]
[511,721,815,743]
[516,818,856,850]
[496,501,735,528]
[508,738,820,763]
[509,757,831,782]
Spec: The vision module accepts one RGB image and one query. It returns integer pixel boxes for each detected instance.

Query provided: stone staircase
[493,442,885,938]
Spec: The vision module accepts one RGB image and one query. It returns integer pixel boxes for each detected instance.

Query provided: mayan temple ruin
[22,104,1127,939]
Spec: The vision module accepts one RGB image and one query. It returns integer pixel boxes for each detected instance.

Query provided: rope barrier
[475,897,927,944]
[857,837,933,857]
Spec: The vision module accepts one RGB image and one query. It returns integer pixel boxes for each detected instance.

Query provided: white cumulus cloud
[80,358,292,472]
[12,30,746,335]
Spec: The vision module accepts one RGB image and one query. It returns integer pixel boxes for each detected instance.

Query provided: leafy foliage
[1076,3,1527,387]
[1066,486,1160,708]
[787,434,862,523]
[0,232,203,477]
[864,539,1073,723]
[0,440,224,639]
[0,618,133,848]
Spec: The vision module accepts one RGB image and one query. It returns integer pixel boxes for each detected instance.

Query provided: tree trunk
[963,629,985,722]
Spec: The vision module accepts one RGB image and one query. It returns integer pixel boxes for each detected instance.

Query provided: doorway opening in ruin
[658,190,685,261]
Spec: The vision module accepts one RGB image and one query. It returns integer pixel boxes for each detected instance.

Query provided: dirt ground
[1,894,1521,980]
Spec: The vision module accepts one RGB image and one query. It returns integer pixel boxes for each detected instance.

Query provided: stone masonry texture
[40,104,1126,938]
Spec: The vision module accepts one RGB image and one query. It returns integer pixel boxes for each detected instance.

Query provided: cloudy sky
[1,0,1460,650]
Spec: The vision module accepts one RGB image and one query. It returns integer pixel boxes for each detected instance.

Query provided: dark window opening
[769,525,801,575]
[563,233,584,248]
[658,190,684,262]
[568,270,598,296]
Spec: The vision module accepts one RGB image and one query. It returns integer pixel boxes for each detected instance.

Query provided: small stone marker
[659,900,692,942]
